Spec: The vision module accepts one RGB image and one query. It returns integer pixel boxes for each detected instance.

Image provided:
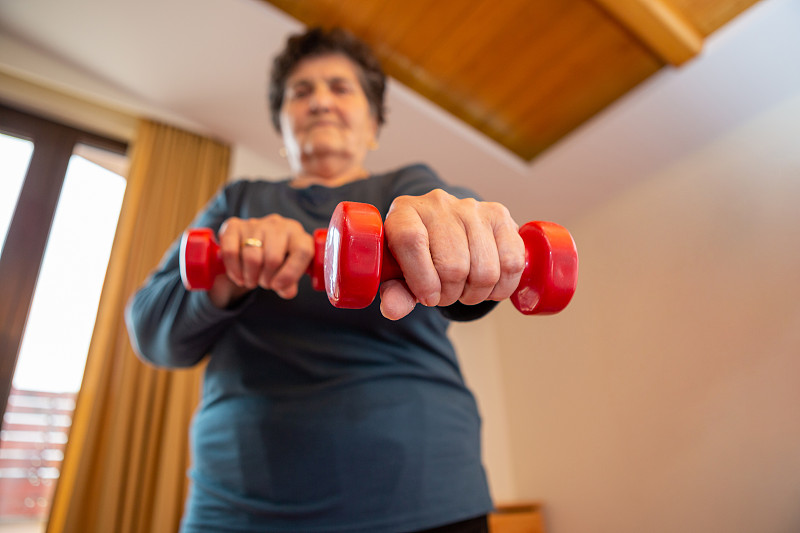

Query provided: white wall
[491,82,800,533]
[229,144,288,181]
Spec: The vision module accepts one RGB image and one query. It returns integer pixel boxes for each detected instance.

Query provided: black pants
[412,515,489,533]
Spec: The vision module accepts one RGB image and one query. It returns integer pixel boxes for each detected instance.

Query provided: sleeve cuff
[438,300,499,322]
[187,288,257,324]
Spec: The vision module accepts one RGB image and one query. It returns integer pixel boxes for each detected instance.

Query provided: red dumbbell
[180,201,578,315]
[323,202,578,315]
[179,227,328,292]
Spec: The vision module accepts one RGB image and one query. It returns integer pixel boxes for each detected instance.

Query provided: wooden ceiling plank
[507,43,660,159]
[264,0,319,27]
[415,0,530,80]
[590,0,704,66]
[361,2,482,122]
[488,11,662,160]
[669,0,762,35]
[383,2,476,66]
[462,1,601,129]
[444,0,574,98]
[263,0,386,37]
[500,9,660,128]
[362,0,434,52]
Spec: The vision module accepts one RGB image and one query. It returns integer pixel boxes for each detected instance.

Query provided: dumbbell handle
[179,228,328,292]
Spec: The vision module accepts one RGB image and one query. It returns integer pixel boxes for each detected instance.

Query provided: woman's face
[279,54,378,176]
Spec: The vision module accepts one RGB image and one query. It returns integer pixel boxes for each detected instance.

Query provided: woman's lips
[307,120,340,130]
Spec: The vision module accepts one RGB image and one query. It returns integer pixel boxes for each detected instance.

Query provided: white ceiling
[1,0,798,222]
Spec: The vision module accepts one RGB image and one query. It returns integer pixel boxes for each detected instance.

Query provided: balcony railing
[0,387,75,522]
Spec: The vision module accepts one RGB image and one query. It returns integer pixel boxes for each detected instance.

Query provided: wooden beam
[591,0,704,66]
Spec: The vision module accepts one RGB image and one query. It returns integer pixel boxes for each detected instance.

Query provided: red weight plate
[325,202,384,308]
[510,221,578,315]
[307,228,327,292]
[180,228,222,290]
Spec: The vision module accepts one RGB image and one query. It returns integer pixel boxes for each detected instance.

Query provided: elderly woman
[127,27,524,533]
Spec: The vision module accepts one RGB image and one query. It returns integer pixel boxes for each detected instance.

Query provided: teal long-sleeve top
[126,164,495,533]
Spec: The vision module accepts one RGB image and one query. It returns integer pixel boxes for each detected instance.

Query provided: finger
[208,276,250,309]
[486,220,525,301]
[458,214,501,306]
[237,232,272,289]
[427,220,470,307]
[251,227,289,290]
[384,206,441,307]
[379,279,418,320]
[269,231,314,299]
[218,219,246,286]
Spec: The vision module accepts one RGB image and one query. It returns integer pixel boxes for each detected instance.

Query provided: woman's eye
[332,83,353,95]
[289,86,311,99]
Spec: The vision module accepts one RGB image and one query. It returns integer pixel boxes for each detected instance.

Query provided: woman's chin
[301,143,350,160]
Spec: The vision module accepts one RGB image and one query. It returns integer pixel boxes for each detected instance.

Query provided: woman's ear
[369,118,380,150]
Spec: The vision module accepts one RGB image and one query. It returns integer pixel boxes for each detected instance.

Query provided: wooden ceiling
[261,0,760,161]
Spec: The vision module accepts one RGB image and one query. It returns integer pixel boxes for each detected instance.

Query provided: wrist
[208,277,250,309]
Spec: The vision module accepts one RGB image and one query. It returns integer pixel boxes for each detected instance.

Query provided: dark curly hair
[268,27,387,133]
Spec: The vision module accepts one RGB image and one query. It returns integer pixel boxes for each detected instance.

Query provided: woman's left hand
[380,189,526,320]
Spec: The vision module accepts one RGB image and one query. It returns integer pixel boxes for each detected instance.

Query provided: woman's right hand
[207,214,315,308]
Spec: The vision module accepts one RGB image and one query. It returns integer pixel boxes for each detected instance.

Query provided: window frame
[0,103,128,422]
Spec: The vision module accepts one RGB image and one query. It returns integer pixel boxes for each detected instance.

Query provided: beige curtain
[47,120,230,533]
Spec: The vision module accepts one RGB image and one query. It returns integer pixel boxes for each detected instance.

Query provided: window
[0,104,128,531]
[0,133,33,255]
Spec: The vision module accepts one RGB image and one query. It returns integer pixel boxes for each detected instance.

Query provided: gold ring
[243,238,264,248]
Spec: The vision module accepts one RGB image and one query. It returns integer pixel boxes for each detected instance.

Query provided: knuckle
[435,258,470,284]
[389,194,414,210]
[261,213,284,229]
[501,234,527,276]
[285,217,305,232]
[482,201,518,229]
[425,188,450,201]
[219,217,242,232]
[485,201,511,218]
[468,264,501,289]
[459,196,480,211]
[386,194,421,220]
[294,245,315,265]
[390,225,429,253]
[423,188,458,209]
[501,252,526,278]
[220,247,239,265]
[260,249,284,272]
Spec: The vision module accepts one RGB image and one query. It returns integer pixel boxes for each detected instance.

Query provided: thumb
[379,279,418,320]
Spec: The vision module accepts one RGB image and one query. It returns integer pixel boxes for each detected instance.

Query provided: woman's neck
[290,157,370,188]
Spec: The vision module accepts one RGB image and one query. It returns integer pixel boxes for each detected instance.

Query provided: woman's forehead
[286,53,362,84]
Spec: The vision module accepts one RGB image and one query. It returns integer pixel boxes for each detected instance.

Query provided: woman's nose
[309,86,333,113]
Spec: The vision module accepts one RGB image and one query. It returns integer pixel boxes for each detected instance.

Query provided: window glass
[0,132,34,256]
[13,147,126,393]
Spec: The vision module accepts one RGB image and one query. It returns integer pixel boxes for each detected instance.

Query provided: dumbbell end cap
[180,228,218,291]
[511,221,578,315]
